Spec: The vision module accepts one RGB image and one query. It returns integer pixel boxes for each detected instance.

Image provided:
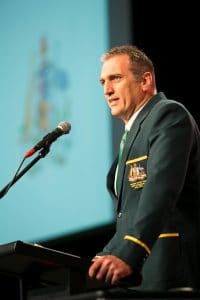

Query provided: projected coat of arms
[20,37,72,166]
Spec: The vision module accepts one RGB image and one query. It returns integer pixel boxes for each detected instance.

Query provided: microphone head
[58,121,71,134]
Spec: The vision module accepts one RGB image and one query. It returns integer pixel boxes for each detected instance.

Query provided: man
[88,45,200,290]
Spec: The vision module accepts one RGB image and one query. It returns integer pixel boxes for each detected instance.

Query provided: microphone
[25,121,71,158]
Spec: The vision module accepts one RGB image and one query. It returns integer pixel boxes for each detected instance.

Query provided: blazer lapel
[107,157,118,200]
[116,119,141,198]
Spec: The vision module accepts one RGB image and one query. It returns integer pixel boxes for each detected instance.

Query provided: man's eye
[113,76,122,81]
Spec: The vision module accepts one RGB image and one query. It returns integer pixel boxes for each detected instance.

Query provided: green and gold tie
[116,129,128,195]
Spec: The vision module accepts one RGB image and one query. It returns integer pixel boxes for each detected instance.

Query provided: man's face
[100,54,143,123]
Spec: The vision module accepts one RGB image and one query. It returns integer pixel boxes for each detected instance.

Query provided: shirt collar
[125,104,146,131]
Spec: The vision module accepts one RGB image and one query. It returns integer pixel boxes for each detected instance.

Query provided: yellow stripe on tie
[124,235,151,255]
[159,233,179,238]
[126,155,148,165]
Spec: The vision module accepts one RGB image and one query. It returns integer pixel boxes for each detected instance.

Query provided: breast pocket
[126,155,148,190]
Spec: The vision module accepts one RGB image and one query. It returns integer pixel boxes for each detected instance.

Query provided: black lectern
[0,240,101,300]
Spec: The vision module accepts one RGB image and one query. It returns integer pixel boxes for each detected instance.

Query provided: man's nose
[104,81,114,96]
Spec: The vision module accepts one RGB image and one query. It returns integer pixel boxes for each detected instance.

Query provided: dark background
[132,1,199,124]
[43,0,199,259]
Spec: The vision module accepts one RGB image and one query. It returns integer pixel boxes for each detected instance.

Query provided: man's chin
[110,108,120,117]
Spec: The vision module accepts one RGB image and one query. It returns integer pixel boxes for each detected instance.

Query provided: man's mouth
[108,98,119,106]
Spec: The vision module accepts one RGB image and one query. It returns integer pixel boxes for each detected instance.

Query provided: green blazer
[99,92,200,290]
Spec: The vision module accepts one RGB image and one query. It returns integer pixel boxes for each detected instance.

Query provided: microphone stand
[0,146,50,199]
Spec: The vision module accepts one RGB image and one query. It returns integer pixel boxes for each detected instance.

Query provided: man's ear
[141,72,153,91]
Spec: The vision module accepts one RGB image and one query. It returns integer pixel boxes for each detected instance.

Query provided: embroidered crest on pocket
[126,155,147,189]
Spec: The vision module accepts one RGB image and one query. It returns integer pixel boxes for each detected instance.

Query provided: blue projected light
[0,0,113,244]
